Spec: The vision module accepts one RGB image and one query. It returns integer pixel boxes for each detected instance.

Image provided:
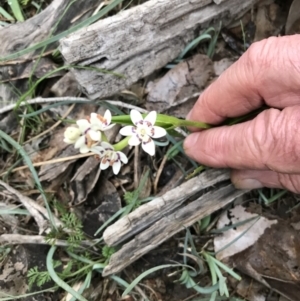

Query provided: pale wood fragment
[60,0,259,99]
[213,0,229,4]
[103,184,249,276]
[0,180,63,233]
[0,0,102,106]
[103,168,230,246]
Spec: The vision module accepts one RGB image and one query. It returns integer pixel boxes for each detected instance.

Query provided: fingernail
[234,178,264,190]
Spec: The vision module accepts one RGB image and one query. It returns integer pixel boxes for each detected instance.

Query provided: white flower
[119,110,166,156]
[63,125,92,153]
[64,110,116,154]
[89,110,115,132]
[68,119,98,154]
[63,127,81,144]
[92,142,128,175]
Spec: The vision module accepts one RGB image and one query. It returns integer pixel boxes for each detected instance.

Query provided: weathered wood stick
[103,184,249,276]
[60,0,259,99]
[103,168,230,246]
[0,0,102,106]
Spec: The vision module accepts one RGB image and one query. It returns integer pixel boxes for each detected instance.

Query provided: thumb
[231,169,300,194]
[184,106,300,173]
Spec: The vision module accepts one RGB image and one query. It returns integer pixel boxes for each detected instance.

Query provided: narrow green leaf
[0,0,125,62]
[178,34,212,59]
[8,0,24,22]
[0,129,56,229]
[69,271,92,301]
[122,264,188,297]
[94,207,127,236]
[0,208,29,215]
[0,7,14,21]
[47,246,88,301]
[209,255,241,281]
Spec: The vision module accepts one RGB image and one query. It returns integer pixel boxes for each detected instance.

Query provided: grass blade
[0,0,125,62]
[0,129,56,229]
[122,264,187,297]
[0,6,15,21]
[7,0,24,22]
[0,208,29,215]
[47,246,88,301]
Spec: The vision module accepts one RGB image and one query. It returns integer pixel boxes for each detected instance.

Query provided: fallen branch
[0,0,102,105]
[103,169,230,246]
[60,0,259,99]
[103,184,249,276]
[0,233,94,248]
[0,180,62,233]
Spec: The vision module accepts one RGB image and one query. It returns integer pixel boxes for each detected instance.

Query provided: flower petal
[64,127,81,141]
[101,141,114,150]
[90,113,101,126]
[104,110,112,125]
[89,130,101,141]
[112,161,121,175]
[103,123,115,131]
[118,152,128,164]
[120,126,135,136]
[79,145,90,154]
[63,137,74,144]
[74,136,85,149]
[100,160,110,170]
[76,119,90,133]
[144,111,156,126]
[91,148,104,157]
[142,139,155,156]
[151,126,167,138]
[128,135,141,146]
[130,109,143,125]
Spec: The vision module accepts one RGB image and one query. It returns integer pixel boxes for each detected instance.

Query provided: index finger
[188,35,300,125]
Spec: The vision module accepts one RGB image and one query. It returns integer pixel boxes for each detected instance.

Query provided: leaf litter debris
[1,0,300,300]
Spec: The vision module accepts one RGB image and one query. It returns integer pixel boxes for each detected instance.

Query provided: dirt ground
[1,0,300,300]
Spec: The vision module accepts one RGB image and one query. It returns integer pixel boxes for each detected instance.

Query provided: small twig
[0,180,63,233]
[0,233,95,248]
[0,152,94,177]
[133,146,140,190]
[153,154,168,195]
[110,101,148,113]
[0,96,149,114]
[0,97,90,114]
[0,180,47,233]
[24,103,75,144]
[138,283,160,301]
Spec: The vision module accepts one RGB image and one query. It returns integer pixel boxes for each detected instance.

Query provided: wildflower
[66,119,99,153]
[92,142,128,175]
[89,110,115,132]
[119,110,166,156]
[63,127,81,144]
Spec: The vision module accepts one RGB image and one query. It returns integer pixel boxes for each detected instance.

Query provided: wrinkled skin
[184,35,300,193]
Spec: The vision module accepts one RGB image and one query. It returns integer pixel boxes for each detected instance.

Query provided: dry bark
[103,184,249,276]
[103,168,230,246]
[60,0,259,99]
[0,0,102,106]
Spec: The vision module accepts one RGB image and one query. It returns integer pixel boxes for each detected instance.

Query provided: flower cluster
[64,109,167,174]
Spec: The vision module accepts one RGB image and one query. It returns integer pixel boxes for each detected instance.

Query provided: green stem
[113,136,130,151]
[101,132,108,142]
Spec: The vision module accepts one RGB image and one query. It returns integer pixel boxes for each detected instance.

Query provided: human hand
[184,35,300,193]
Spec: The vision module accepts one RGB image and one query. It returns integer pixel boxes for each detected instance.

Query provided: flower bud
[63,127,81,144]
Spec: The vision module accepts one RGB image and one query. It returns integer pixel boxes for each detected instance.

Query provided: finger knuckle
[254,107,300,172]
[245,37,277,68]
[278,174,300,194]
